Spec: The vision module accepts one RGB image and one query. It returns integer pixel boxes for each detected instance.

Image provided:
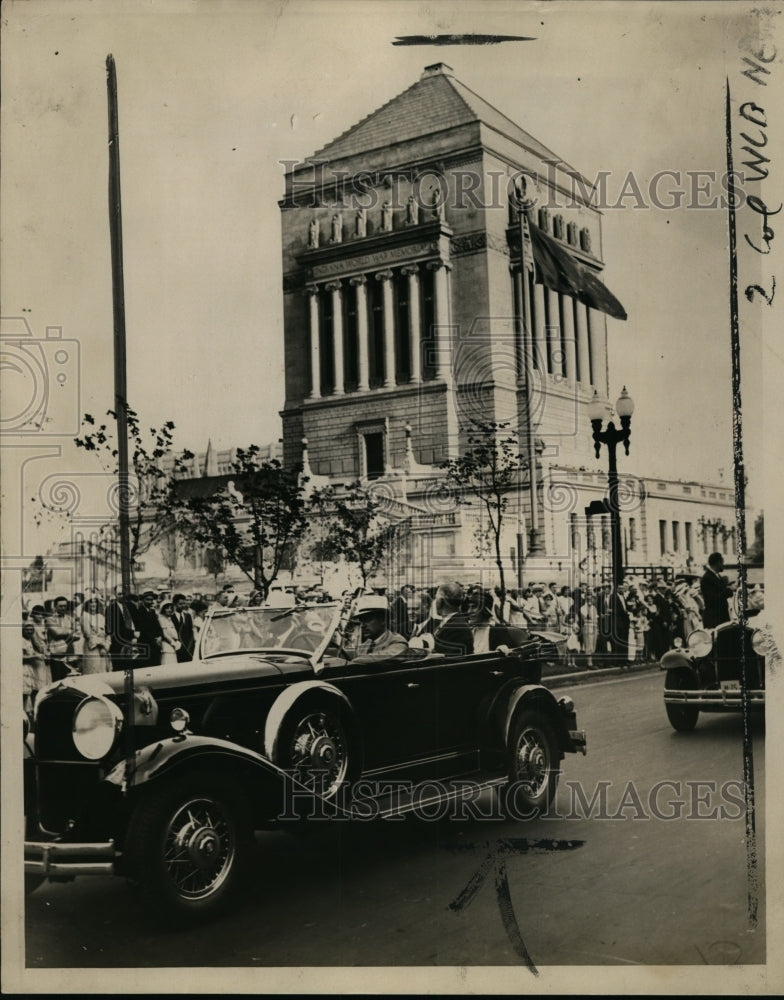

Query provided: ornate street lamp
[588,386,634,639]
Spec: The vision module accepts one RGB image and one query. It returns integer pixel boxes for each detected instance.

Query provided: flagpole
[106,54,132,597]
[517,190,544,556]
[106,53,135,789]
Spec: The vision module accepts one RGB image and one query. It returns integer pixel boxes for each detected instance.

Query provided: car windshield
[199,603,342,660]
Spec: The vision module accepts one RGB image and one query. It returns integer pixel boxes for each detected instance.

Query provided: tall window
[368,277,384,387]
[319,289,334,394]
[344,287,359,391]
[629,517,637,551]
[394,271,411,383]
[659,520,667,557]
[685,522,692,555]
[363,432,385,480]
[421,267,436,380]
[556,294,568,378]
[672,521,680,552]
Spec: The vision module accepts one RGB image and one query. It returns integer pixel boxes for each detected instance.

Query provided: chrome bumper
[25,839,116,877]
[664,688,765,709]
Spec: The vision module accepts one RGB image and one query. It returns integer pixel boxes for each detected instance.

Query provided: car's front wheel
[278,705,352,803]
[124,771,253,922]
[664,669,700,732]
[504,709,560,816]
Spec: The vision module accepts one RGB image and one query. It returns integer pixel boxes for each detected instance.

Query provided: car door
[334,657,440,770]
[431,647,517,754]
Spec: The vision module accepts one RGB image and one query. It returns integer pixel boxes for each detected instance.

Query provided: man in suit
[105,593,138,671]
[171,593,196,662]
[133,590,164,667]
[609,583,631,665]
[389,584,416,639]
[432,581,474,656]
[700,552,733,628]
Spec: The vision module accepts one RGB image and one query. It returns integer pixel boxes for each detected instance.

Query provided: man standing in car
[700,552,734,628]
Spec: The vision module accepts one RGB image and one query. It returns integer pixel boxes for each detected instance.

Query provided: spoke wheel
[282,708,350,800]
[504,709,559,817]
[125,772,252,922]
[162,797,236,900]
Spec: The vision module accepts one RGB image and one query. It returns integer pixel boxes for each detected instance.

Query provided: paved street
[24,671,764,970]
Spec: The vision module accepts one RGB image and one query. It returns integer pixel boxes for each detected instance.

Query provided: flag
[528,222,627,321]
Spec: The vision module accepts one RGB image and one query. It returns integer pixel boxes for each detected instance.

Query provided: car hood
[48,655,288,700]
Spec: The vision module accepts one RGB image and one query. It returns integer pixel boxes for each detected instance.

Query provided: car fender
[501,684,566,746]
[660,649,694,671]
[263,680,356,764]
[104,733,287,790]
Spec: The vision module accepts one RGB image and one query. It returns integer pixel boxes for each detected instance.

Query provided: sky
[2,4,783,991]
[2,0,779,553]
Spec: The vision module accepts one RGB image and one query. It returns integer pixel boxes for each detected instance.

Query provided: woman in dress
[158,601,181,665]
[580,591,599,668]
[80,596,110,674]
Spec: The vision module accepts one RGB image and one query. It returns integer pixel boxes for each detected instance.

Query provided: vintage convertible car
[660,604,769,731]
[24,597,586,920]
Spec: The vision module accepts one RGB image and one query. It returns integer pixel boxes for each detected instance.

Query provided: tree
[441,420,526,602]
[203,546,225,589]
[312,481,396,590]
[22,555,52,594]
[168,446,308,594]
[67,407,177,590]
[748,511,764,565]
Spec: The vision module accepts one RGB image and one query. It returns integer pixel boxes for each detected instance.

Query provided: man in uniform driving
[346,595,409,665]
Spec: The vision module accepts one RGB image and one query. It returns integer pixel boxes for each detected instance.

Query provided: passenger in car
[467,586,495,653]
[345,595,409,665]
[431,582,474,656]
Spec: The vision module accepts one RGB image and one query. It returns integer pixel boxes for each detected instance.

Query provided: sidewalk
[542,657,660,689]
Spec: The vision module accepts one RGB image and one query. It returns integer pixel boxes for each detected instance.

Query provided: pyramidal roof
[311,63,584,182]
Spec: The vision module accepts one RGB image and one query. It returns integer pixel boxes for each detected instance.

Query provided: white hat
[265,588,296,609]
[352,594,389,618]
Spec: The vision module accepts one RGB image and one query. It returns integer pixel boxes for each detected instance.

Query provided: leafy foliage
[311,481,396,588]
[748,511,764,565]
[71,407,178,587]
[167,446,308,593]
[441,420,527,601]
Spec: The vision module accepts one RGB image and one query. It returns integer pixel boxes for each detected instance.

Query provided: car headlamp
[72,696,123,760]
[751,628,769,656]
[687,629,712,658]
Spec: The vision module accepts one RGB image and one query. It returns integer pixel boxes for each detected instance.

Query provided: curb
[545,661,660,689]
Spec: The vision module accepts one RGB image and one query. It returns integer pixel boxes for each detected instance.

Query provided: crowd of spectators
[20,554,758,716]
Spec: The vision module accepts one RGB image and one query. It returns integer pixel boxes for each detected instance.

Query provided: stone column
[561,293,576,382]
[349,275,369,392]
[575,300,591,385]
[427,259,451,379]
[545,287,560,376]
[376,269,395,388]
[532,277,547,372]
[306,283,320,399]
[587,306,604,391]
[401,264,421,383]
[509,264,524,382]
[326,280,344,395]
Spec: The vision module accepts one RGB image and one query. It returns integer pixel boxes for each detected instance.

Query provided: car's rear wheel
[503,709,560,817]
[665,669,700,732]
[124,771,253,922]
